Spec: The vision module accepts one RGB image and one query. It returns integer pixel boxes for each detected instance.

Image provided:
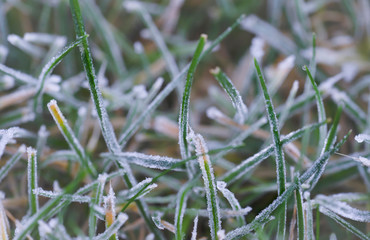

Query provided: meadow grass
[0,0,369,239]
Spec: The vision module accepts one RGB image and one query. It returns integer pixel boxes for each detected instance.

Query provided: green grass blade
[210,67,248,124]
[33,35,87,113]
[254,57,286,239]
[68,1,164,238]
[47,99,97,177]
[192,133,221,240]
[69,0,120,153]
[319,207,369,240]
[178,34,207,160]
[27,147,39,216]
[295,175,305,240]
[309,104,343,190]
[305,65,327,155]
[89,174,107,238]
[0,145,25,184]
[175,176,200,240]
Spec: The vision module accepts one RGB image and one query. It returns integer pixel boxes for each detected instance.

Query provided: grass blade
[89,174,107,238]
[217,181,246,227]
[210,67,248,124]
[192,133,221,240]
[305,65,327,155]
[27,147,39,216]
[319,207,369,240]
[254,58,286,239]
[68,1,164,238]
[178,34,207,161]
[175,177,199,240]
[47,99,97,177]
[309,104,343,190]
[295,175,305,240]
[33,35,87,113]
[0,145,25,184]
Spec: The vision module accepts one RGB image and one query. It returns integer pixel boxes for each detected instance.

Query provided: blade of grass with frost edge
[210,67,248,124]
[254,57,286,239]
[179,34,207,161]
[0,145,25,183]
[192,133,221,240]
[93,213,128,240]
[89,174,107,238]
[319,207,369,240]
[221,121,327,184]
[305,65,327,156]
[225,132,350,239]
[304,192,314,240]
[217,181,246,227]
[118,14,246,148]
[116,178,158,203]
[295,175,305,240]
[27,147,39,216]
[68,1,163,238]
[47,99,97,177]
[119,144,241,213]
[33,35,88,113]
[309,104,343,191]
[175,176,200,240]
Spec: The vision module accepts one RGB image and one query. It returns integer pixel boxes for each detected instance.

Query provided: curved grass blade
[178,34,207,161]
[33,35,87,113]
[210,67,248,124]
[254,58,286,239]
[305,65,327,155]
